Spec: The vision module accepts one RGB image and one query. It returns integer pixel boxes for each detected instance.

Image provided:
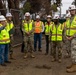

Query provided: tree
[41,0,51,14]
[23,2,31,13]
[51,3,57,12]
[26,0,51,14]
[27,0,41,13]
[56,0,61,6]
[8,0,20,27]
[0,0,6,15]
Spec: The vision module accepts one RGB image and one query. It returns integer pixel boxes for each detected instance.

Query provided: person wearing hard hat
[66,5,76,73]
[34,15,44,52]
[63,13,71,58]
[44,15,53,55]
[22,12,35,58]
[6,13,14,59]
[50,14,65,63]
[0,15,11,66]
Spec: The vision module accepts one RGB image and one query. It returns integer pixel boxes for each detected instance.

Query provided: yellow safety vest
[66,16,76,36]
[51,23,64,41]
[23,20,33,32]
[34,21,43,33]
[45,22,53,35]
[0,24,10,44]
[6,21,14,32]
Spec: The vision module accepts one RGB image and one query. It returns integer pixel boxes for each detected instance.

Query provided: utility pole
[60,4,61,18]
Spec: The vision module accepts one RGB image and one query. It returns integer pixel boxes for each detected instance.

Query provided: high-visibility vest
[23,20,33,32]
[51,23,64,41]
[34,21,42,33]
[0,24,10,44]
[66,16,76,36]
[6,21,14,32]
[45,22,53,35]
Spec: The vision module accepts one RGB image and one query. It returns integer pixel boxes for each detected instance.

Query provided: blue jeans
[34,33,42,50]
[0,44,9,64]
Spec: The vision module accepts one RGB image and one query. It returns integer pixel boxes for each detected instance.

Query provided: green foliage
[51,3,57,12]
[22,2,31,13]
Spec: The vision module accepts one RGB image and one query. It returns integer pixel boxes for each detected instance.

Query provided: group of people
[21,5,76,73]
[0,4,76,73]
[0,13,14,66]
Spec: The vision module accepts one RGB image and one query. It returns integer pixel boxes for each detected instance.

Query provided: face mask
[54,19,59,24]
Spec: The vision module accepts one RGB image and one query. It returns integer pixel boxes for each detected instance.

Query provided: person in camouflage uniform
[63,13,71,58]
[66,5,76,73]
[50,14,65,63]
[71,34,76,64]
[22,12,35,59]
[6,13,14,59]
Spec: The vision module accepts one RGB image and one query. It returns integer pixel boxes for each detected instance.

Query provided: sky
[61,0,74,14]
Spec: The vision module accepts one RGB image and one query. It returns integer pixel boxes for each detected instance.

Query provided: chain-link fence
[0,9,23,46]
[10,9,23,46]
[0,9,6,15]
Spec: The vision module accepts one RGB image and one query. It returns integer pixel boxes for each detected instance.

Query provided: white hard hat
[66,13,71,18]
[69,5,76,11]
[36,15,40,19]
[25,12,30,16]
[53,14,59,19]
[47,15,51,18]
[0,15,6,21]
[6,13,12,17]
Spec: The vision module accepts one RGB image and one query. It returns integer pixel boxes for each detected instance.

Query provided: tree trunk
[8,0,15,9]
[0,0,6,15]
[8,0,20,34]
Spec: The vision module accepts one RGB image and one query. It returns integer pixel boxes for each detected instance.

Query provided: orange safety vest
[34,21,42,33]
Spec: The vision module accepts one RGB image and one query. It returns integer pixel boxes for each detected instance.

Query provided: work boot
[10,54,14,59]
[45,53,48,55]
[51,57,56,62]
[24,54,28,59]
[31,54,35,58]
[1,63,7,66]
[33,49,36,52]
[66,64,76,73]
[64,53,71,58]
[5,61,11,63]
[38,49,42,52]
[66,64,73,69]
[58,59,61,63]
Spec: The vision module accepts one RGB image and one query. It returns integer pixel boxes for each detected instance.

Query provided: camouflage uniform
[51,41,62,60]
[66,34,76,73]
[50,23,64,62]
[71,35,76,64]
[22,20,35,58]
[9,36,14,58]
[24,35,34,54]
[6,21,14,59]
[70,17,76,63]
[65,16,75,57]
[65,39,71,57]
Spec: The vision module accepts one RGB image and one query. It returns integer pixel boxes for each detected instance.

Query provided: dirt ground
[0,39,76,75]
